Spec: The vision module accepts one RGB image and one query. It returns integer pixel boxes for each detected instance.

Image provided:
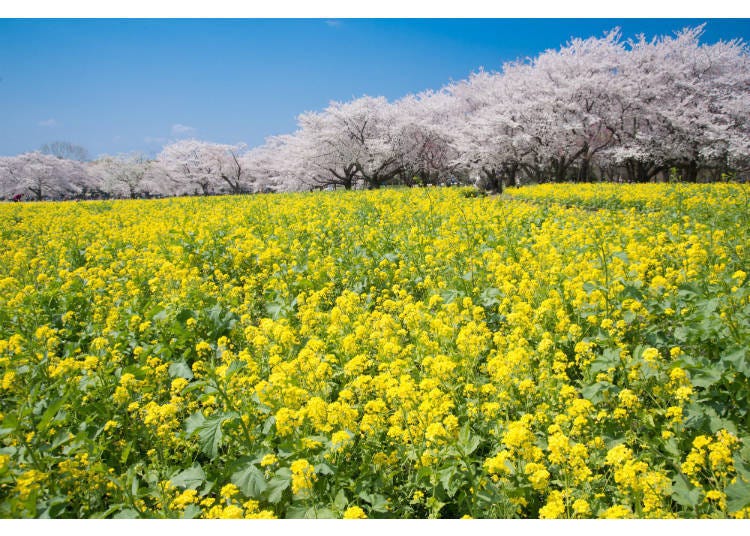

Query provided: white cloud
[324,20,342,28]
[38,118,59,127]
[171,123,196,136]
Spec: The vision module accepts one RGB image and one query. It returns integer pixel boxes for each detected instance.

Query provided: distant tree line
[2,26,748,201]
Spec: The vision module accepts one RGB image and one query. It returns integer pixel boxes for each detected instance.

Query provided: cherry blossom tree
[156,140,224,196]
[90,153,154,198]
[585,26,750,182]
[448,69,532,190]
[0,152,90,201]
[241,136,309,193]
[208,143,254,194]
[291,96,406,190]
[392,90,461,186]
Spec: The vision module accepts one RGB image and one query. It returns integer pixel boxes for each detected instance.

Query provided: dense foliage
[1,184,749,518]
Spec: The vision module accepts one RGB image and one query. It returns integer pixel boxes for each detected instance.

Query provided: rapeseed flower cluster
[0,184,748,518]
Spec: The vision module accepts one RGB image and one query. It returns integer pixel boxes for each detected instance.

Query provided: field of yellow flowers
[1,184,749,519]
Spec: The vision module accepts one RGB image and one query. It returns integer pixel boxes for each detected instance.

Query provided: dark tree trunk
[683,160,699,183]
[552,159,568,183]
[579,157,592,182]
[503,162,519,187]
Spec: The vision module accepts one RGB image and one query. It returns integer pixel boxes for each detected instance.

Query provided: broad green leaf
[0,413,18,436]
[581,381,610,404]
[231,463,267,498]
[197,413,234,458]
[724,348,750,377]
[151,309,169,322]
[479,287,501,307]
[170,464,206,490]
[184,411,206,434]
[673,326,690,342]
[726,479,750,513]
[439,467,459,498]
[175,309,194,324]
[113,509,140,519]
[38,496,69,518]
[311,508,336,519]
[589,348,620,375]
[671,473,700,508]
[582,281,597,293]
[120,442,132,465]
[457,425,481,456]
[182,504,201,519]
[285,505,309,519]
[359,492,389,513]
[315,462,334,476]
[690,366,723,389]
[266,475,290,504]
[333,489,348,511]
[168,360,194,380]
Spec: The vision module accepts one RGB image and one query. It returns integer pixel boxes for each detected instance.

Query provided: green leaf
[182,504,201,519]
[265,302,284,320]
[457,424,481,456]
[197,413,233,458]
[231,463,267,498]
[671,473,700,508]
[662,437,680,458]
[168,360,194,380]
[315,462,334,476]
[170,464,206,490]
[333,489,348,511]
[709,415,737,435]
[439,467,459,498]
[581,381,610,404]
[120,442,132,465]
[38,496,68,518]
[152,309,169,322]
[479,287,501,308]
[726,479,750,513]
[262,416,275,435]
[673,326,690,343]
[589,348,620,375]
[359,492,389,513]
[266,476,290,504]
[0,413,18,437]
[184,411,205,434]
[582,281,597,293]
[724,348,750,378]
[311,508,336,519]
[285,505,309,519]
[440,289,462,304]
[37,394,68,432]
[690,366,723,388]
[113,509,140,519]
[224,360,246,380]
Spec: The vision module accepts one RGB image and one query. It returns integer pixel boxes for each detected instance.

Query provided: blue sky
[1,18,749,158]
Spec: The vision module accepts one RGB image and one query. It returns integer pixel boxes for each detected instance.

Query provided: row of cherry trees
[2,26,749,201]
[0,143,261,201]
